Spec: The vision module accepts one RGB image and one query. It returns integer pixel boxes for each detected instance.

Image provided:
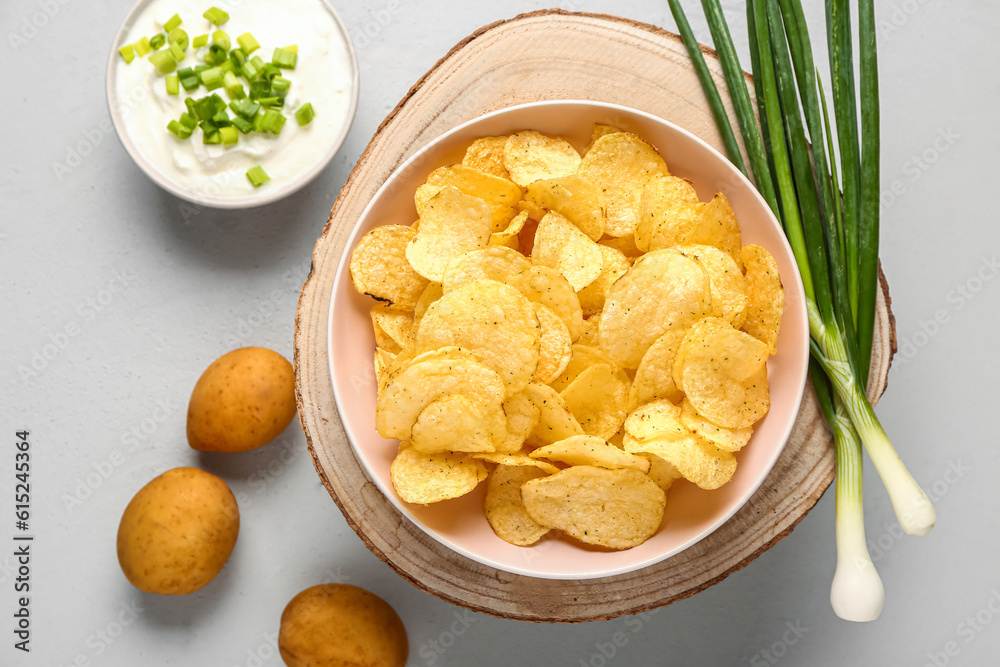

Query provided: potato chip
[378,346,415,397]
[680,398,753,452]
[415,280,540,396]
[370,304,415,353]
[406,187,492,282]
[505,265,584,342]
[490,210,528,250]
[532,304,572,385]
[530,435,650,473]
[678,244,749,329]
[531,212,604,291]
[522,383,584,445]
[599,248,712,368]
[623,399,685,443]
[516,199,547,223]
[503,130,581,186]
[642,453,683,492]
[498,390,541,454]
[390,445,488,504]
[676,318,770,429]
[624,435,736,490]
[577,132,670,238]
[599,234,642,259]
[412,282,443,330]
[524,175,606,241]
[577,245,629,316]
[577,313,602,347]
[462,136,511,179]
[411,394,497,454]
[589,123,622,146]
[376,351,505,440]
[741,243,784,355]
[684,193,742,266]
[414,183,444,218]
[635,175,701,252]
[472,452,560,475]
[426,164,523,232]
[350,225,429,309]
[628,329,687,409]
[441,246,531,294]
[521,466,665,549]
[374,348,394,392]
[560,363,630,440]
[549,344,614,393]
[484,465,551,546]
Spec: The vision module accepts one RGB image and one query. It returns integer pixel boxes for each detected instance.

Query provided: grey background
[1,0,996,665]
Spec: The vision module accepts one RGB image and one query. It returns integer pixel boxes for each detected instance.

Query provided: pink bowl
[328,101,808,579]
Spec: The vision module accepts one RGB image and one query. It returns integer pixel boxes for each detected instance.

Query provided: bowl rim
[327,99,809,579]
[105,0,360,210]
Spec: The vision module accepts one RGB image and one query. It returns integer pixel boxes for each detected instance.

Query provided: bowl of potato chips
[330,101,808,579]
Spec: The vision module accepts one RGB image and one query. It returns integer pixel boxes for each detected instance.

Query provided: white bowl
[327,101,809,579]
[106,0,359,209]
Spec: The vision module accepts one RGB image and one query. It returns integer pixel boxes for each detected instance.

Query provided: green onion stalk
[667,0,935,620]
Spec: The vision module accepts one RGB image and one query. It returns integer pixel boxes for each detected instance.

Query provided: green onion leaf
[271,76,291,96]
[224,71,245,99]
[237,32,260,54]
[246,166,270,187]
[178,112,197,130]
[295,102,315,126]
[220,59,236,74]
[134,36,152,57]
[219,126,239,145]
[192,33,209,49]
[232,116,254,134]
[149,33,166,51]
[200,66,225,91]
[118,44,136,64]
[148,50,177,75]
[261,108,286,134]
[178,67,200,92]
[272,47,297,69]
[229,98,261,120]
[203,131,222,145]
[163,14,182,32]
[203,7,229,26]
[167,120,192,140]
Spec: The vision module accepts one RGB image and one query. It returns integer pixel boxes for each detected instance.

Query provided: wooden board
[294,10,896,622]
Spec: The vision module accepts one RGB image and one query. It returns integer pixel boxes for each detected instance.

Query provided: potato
[117,467,239,595]
[279,584,408,667]
[187,347,297,453]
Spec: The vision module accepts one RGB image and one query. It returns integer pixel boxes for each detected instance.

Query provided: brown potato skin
[116,467,239,595]
[187,347,297,453]
[279,584,408,667]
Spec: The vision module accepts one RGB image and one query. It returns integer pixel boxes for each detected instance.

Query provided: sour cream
[111,0,356,202]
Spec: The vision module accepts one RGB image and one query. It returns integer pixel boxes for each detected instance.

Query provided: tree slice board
[294,10,896,622]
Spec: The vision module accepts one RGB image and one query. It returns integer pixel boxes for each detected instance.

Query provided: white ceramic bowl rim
[328,100,809,579]
[105,0,360,209]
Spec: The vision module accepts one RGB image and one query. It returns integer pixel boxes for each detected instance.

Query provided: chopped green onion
[203,131,221,145]
[271,76,291,96]
[237,32,260,54]
[229,48,247,67]
[256,96,282,108]
[241,59,261,81]
[167,120,192,139]
[246,166,270,187]
[192,33,209,48]
[212,108,231,126]
[260,63,280,81]
[249,55,266,74]
[283,44,298,53]
[202,7,229,26]
[248,79,269,99]
[219,126,239,145]
[200,66,225,90]
[252,110,266,133]
[223,71,245,99]
[229,98,260,119]
[163,13,182,32]
[149,33,166,50]
[272,47,297,69]
[165,74,179,95]
[295,102,315,126]
[212,30,231,51]
[118,44,135,64]
[231,116,254,134]
[220,60,236,74]
[168,28,188,50]
[205,44,228,66]
[192,95,221,121]
[178,112,197,130]
[169,42,185,62]
[178,67,200,92]
[148,50,177,75]
[261,108,286,134]
[134,36,152,57]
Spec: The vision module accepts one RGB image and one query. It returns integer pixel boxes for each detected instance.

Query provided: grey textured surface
[1,1,996,665]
